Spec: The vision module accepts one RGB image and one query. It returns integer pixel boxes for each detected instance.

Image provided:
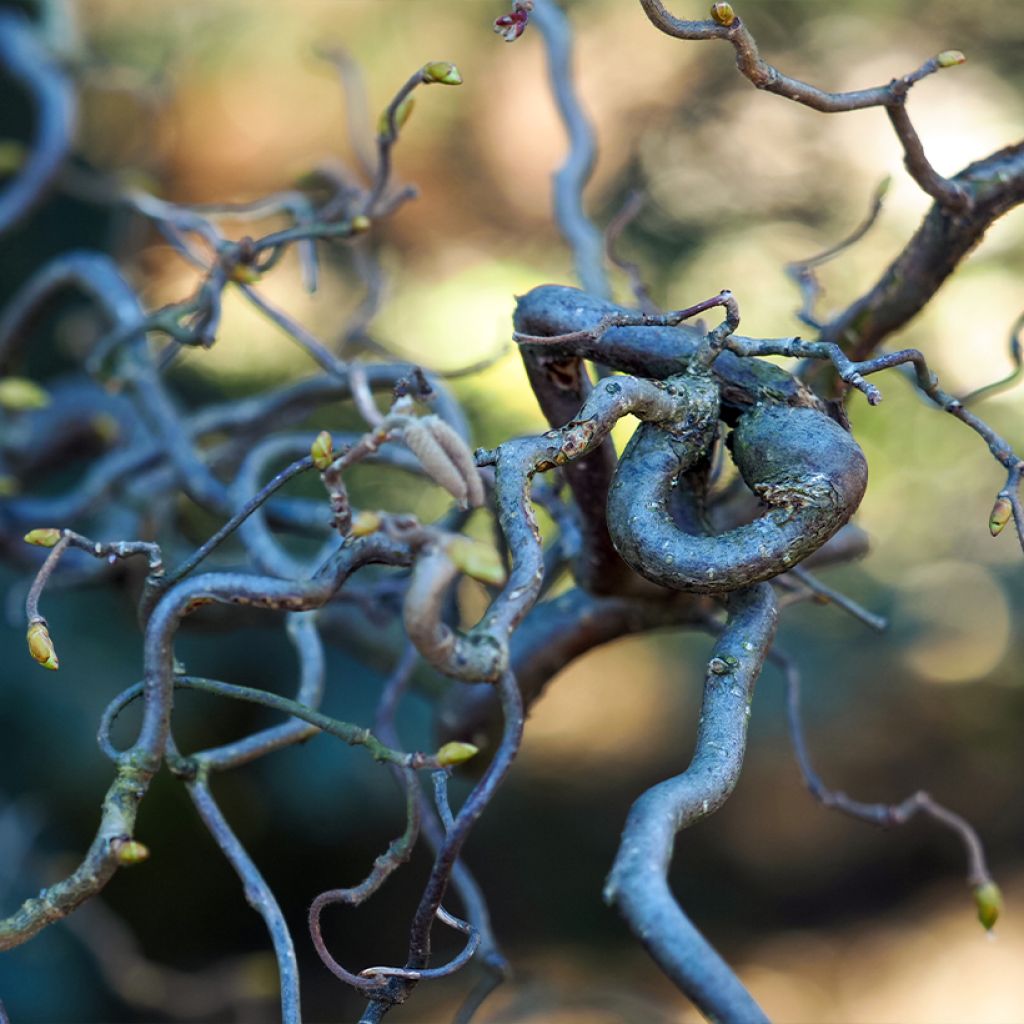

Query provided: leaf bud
[0,376,50,411]
[27,621,58,670]
[350,215,372,234]
[350,510,382,537]
[973,881,1002,931]
[24,528,61,548]
[937,50,966,68]
[445,535,507,586]
[710,3,736,26]
[112,838,150,866]
[0,139,27,174]
[422,61,463,86]
[435,741,479,767]
[229,264,262,285]
[379,96,415,136]
[91,413,121,444]
[311,430,335,471]
[989,495,1012,536]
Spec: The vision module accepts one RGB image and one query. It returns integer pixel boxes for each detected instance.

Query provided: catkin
[402,419,469,507]
[423,416,486,508]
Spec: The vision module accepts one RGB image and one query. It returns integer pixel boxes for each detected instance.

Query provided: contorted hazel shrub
[0,2,1020,1023]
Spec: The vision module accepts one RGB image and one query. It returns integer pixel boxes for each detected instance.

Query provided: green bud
[0,376,50,411]
[350,510,382,537]
[27,621,58,670]
[350,215,372,234]
[710,2,736,26]
[989,496,1012,537]
[937,50,966,68]
[91,413,121,444]
[112,838,150,866]
[379,96,415,136]
[0,475,19,497]
[229,264,262,285]
[311,430,335,471]
[24,528,62,548]
[422,61,463,86]
[435,741,479,767]
[0,140,26,175]
[974,881,1002,931]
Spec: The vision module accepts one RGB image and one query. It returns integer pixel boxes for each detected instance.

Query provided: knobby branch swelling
[0,1,1021,1022]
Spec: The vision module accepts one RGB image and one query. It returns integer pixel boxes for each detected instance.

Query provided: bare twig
[786,176,890,330]
[775,650,996,901]
[605,190,659,313]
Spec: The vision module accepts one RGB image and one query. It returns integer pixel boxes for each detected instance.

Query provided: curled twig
[774,650,1000,928]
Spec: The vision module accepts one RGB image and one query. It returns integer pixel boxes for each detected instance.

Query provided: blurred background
[1,0,1023,1021]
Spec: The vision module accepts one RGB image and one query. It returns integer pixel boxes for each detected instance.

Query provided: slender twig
[786,176,890,330]
[308,647,424,994]
[885,98,968,210]
[360,669,525,1020]
[317,46,377,181]
[151,456,314,599]
[362,63,462,217]
[638,2,962,114]
[960,310,1024,406]
[531,0,610,299]
[98,676,436,771]
[775,650,994,892]
[25,531,164,653]
[604,190,658,313]
[604,585,777,1024]
[237,285,347,377]
[0,13,76,234]
[781,565,888,633]
[186,771,301,1024]
[514,290,736,351]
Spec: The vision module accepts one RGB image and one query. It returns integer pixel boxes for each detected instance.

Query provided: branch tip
[989,495,1012,537]
[23,528,62,548]
[311,430,335,471]
[435,742,480,768]
[937,50,967,68]
[26,620,58,670]
[973,880,1002,931]
[422,62,463,87]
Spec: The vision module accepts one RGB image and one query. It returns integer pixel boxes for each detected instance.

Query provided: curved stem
[0,12,75,234]
[185,772,301,1024]
[604,584,777,1023]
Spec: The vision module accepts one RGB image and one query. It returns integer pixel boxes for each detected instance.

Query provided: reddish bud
[494,1,532,42]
